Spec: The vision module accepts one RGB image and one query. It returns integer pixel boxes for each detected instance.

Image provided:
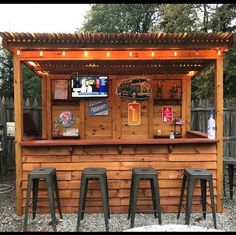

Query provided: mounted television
[71,75,108,98]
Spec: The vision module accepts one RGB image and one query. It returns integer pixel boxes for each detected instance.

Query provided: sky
[0,4,92,33]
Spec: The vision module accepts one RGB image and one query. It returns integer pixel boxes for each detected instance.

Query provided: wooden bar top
[21,137,218,147]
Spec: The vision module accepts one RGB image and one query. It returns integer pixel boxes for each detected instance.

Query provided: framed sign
[128,101,141,125]
[162,106,173,122]
[88,101,109,116]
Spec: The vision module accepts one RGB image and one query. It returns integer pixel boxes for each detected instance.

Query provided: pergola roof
[0,32,235,76]
[0,32,234,50]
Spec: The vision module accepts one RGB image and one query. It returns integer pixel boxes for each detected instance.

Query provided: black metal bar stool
[177,168,216,229]
[127,167,162,228]
[23,167,63,232]
[76,168,110,232]
[223,156,236,199]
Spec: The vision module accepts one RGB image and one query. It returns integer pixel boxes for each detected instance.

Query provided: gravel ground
[0,173,235,232]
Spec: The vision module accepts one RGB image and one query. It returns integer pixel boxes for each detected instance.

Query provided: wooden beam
[18,50,218,61]
[13,54,23,215]
[7,41,231,50]
[215,55,223,213]
[48,74,190,80]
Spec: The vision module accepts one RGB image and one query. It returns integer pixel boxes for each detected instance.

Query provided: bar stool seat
[76,168,110,232]
[128,167,162,228]
[177,168,216,229]
[223,156,236,199]
[23,167,63,232]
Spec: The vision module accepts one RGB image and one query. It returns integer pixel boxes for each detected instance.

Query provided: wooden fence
[0,96,41,174]
[0,96,236,174]
[191,98,236,158]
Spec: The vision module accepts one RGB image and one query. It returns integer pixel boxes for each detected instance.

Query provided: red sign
[162,106,173,122]
[128,102,141,125]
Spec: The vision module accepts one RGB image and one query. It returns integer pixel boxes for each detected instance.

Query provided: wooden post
[41,75,47,139]
[181,78,187,137]
[46,76,52,139]
[13,54,23,215]
[215,54,223,212]
[186,78,192,131]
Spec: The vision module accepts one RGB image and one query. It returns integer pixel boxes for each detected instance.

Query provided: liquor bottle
[169,130,175,139]
[207,110,216,139]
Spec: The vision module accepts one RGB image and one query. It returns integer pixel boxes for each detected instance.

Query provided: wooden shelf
[52,99,80,105]
[154,98,182,105]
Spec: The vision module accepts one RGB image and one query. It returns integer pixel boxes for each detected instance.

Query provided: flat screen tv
[71,75,108,98]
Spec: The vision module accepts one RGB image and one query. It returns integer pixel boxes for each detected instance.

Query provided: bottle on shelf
[169,130,175,139]
[207,109,216,139]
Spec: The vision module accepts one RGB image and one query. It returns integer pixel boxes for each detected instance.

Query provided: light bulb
[39,50,43,57]
[174,51,177,56]
[129,51,133,57]
[84,51,88,57]
[16,49,20,56]
[151,51,155,57]
[62,51,66,56]
[106,51,110,57]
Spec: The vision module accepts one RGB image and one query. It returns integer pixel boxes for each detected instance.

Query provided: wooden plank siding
[21,143,217,214]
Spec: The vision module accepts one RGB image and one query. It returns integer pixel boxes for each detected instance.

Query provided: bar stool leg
[32,179,39,220]
[150,178,157,218]
[23,177,33,232]
[105,174,110,219]
[177,174,187,219]
[127,173,134,219]
[200,179,207,219]
[100,177,109,232]
[46,176,57,232]
[53,174,63,219]
[130,178,140,228]
[81,178,89,220]
[185,177,195,225]
[76,175,87,232]
[152,176,162,225]
[208,178,217,229]
[228,164,234,200]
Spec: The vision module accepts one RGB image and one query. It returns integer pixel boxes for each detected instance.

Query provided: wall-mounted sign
[128,101,141,125]
[88,101,108,116]
[57,111,75,128]
[63,128,79,137]
[116,78,151,100]
[6,122,15,137]
[162,106,173,123]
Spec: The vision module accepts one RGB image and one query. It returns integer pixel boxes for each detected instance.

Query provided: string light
[151,51,155,57]
[16,49,20,56]
[195,50,199,55]
[39,50,43,57]
[62,51,66,56]
[174,50,177,56]
[129,51,133,57]
[106,51,110,57]
[218,49,221,56]
[84,51,88,57]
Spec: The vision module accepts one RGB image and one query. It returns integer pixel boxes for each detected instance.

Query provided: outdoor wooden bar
[0,31,234,216]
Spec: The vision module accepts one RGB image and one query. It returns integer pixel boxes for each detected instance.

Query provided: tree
[191,4,236,99]
[78,4,159,33]
[0,47,13,97]
[158,4,199,32]
[0,47,41,101]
